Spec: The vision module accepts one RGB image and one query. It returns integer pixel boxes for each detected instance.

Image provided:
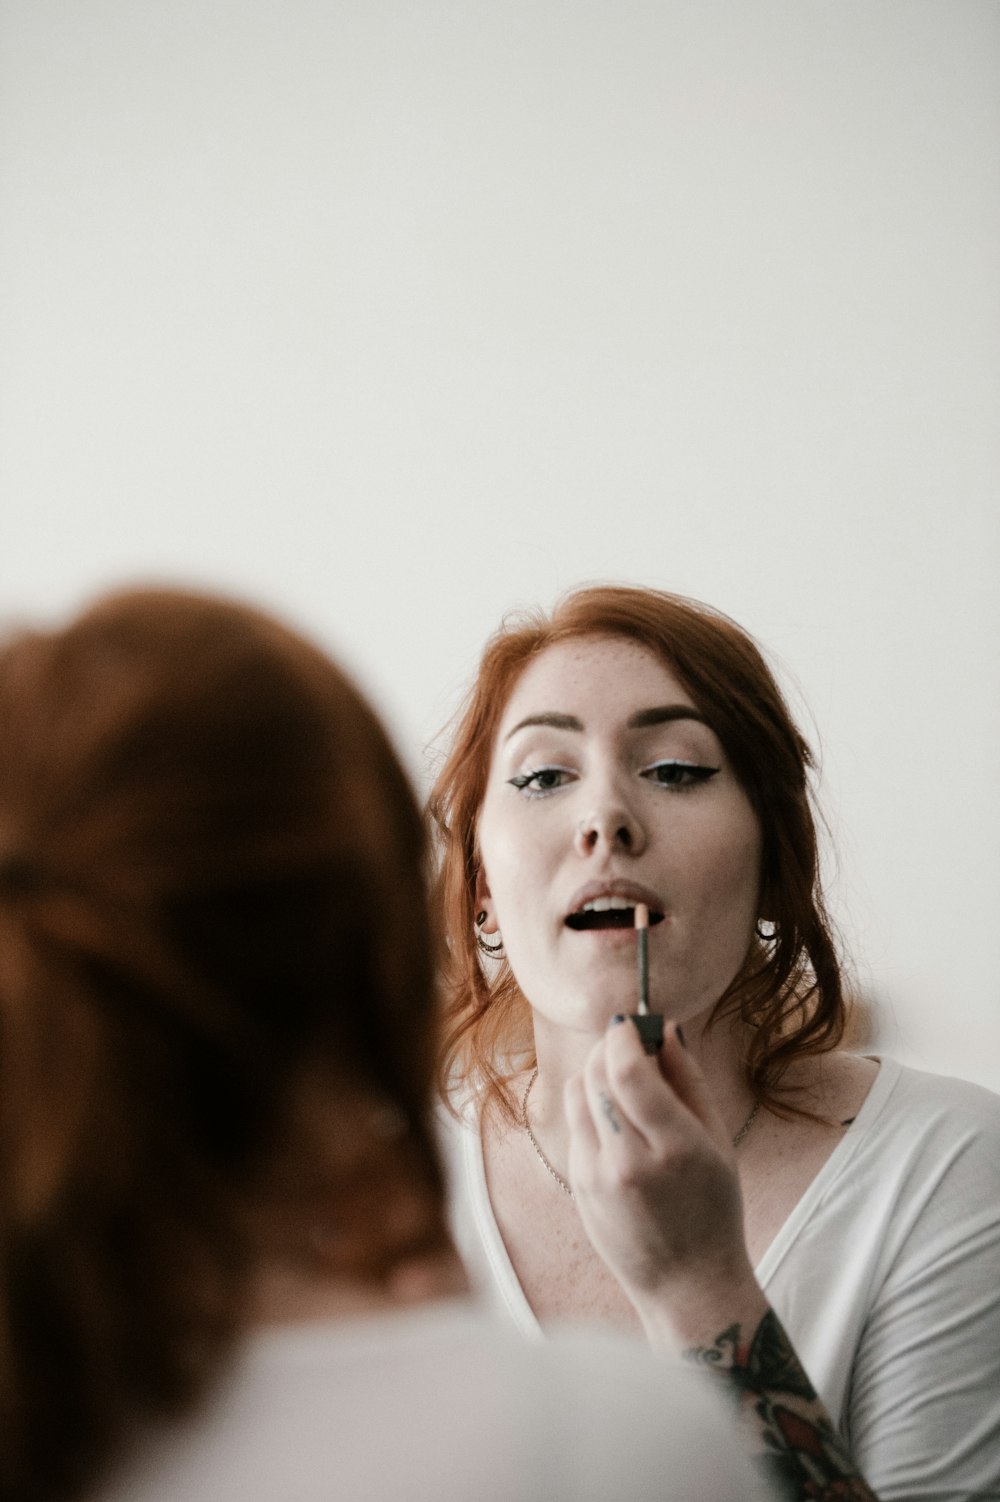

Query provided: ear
[473,865,498,934]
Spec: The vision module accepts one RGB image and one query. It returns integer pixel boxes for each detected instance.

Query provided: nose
[573,794,646,858]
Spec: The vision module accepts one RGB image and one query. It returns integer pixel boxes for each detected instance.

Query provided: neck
[527,1004,752,1160]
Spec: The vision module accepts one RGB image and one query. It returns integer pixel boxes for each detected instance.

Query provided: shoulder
[435,1096,498,1294]
[866,1056,1000,1146]
[435,1081,530,1200]
[291,1308,769,1501]
[794,1050,1000,1144]
[434,1092,488,1189]
[460,1315,772,1502]
[434,1094,476,1148]
[838,1057,1000,1252]
[434,1098,478,1209]
[98,1306,769,1502]
[442,1312,772,1500]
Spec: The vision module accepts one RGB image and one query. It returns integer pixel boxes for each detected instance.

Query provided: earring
[755,918,777,942]
[477,933,504,957]
[475,911,504,957]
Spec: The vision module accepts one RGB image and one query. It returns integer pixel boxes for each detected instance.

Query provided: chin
[568,987,639,1033]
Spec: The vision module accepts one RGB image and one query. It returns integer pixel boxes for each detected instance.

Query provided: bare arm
[564,1021,878,1502]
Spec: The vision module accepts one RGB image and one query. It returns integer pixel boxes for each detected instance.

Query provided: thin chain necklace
[520,1067,761,1201]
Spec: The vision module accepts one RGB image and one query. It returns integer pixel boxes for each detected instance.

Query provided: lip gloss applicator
[630,903,664,1054]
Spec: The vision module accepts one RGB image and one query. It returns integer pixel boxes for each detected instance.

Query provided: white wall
[2,1,997,1088]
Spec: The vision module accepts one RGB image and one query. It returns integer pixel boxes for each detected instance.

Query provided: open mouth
[565,904,665,932]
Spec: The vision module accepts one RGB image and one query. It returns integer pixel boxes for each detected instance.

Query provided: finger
[582,1034,650,1149]
[597,1088,625,1137]
[602,1014,701,1143]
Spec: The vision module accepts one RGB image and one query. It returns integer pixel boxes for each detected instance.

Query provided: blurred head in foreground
[0,587,450,1500]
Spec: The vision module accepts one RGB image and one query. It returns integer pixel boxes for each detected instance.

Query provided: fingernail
[610,1014,626,1026]
[675,1024,686,1048]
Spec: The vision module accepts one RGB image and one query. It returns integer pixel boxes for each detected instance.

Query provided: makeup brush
[630,904,664,1054]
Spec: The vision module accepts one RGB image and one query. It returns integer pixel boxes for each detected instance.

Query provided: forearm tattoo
[683,1310,878,1501]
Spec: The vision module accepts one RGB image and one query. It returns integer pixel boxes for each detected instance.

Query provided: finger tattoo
[599,1092,622,1133]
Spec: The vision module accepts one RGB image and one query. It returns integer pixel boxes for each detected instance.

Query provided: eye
[507,766,576,799]
[641,759,720,791]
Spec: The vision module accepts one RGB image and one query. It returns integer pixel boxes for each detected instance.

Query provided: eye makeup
[640,759,720,790]
[506,766,575,797]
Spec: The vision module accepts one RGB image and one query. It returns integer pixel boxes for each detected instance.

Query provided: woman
[0,586,766,1502]
[431,584,1000,1502]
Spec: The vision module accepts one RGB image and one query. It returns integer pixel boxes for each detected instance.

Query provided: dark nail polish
[675,1024,686,1048]
[610,1014,626,1026]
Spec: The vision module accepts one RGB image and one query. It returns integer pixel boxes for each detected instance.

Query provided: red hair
[428,585,846,1123]
[0,587,447,1501]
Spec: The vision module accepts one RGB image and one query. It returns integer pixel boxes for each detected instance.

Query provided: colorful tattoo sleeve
[684,1309,878,1501]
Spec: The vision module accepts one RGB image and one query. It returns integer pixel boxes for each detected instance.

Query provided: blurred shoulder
[471,1314,772,1502]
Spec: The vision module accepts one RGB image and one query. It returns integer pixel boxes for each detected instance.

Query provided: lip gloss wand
[630,903,664,1054]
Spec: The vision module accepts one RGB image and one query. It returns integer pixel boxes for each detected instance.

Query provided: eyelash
[507,767,575,798]
[506,760,720,799]
[641,759,720,790]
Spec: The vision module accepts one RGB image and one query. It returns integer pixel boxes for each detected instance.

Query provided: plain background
[1,1,997,1089]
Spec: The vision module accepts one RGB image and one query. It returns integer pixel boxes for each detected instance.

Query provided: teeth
[580,895,634,913]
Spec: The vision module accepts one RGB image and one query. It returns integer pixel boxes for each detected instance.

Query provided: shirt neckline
[752,1053,899,1285]
[463,1053,900,1332]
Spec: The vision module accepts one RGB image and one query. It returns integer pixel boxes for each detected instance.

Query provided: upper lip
[563,878,665,921]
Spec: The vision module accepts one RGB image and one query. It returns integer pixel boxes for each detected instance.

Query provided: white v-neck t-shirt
[443,1057,1000,1502]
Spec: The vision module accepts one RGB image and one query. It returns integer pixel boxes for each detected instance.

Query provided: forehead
[498,634,695,732]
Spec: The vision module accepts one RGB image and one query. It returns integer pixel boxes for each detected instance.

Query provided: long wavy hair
[0,587,448,1502]
[428,584,846,1124]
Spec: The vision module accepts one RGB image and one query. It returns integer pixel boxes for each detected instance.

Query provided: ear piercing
[475,909,504,957]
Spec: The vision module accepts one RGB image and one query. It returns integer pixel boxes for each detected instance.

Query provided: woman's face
[475,635,763,1034]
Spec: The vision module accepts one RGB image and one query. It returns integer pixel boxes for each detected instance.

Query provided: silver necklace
[520,1068,761,1202]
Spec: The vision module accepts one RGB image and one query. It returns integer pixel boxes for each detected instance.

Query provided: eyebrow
[504,706,710,741]
[627,706,710,730]
[504,712,582,741]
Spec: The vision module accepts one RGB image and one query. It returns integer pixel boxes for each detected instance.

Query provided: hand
[564,1017,766,1346]
[566,1023,878,1499]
